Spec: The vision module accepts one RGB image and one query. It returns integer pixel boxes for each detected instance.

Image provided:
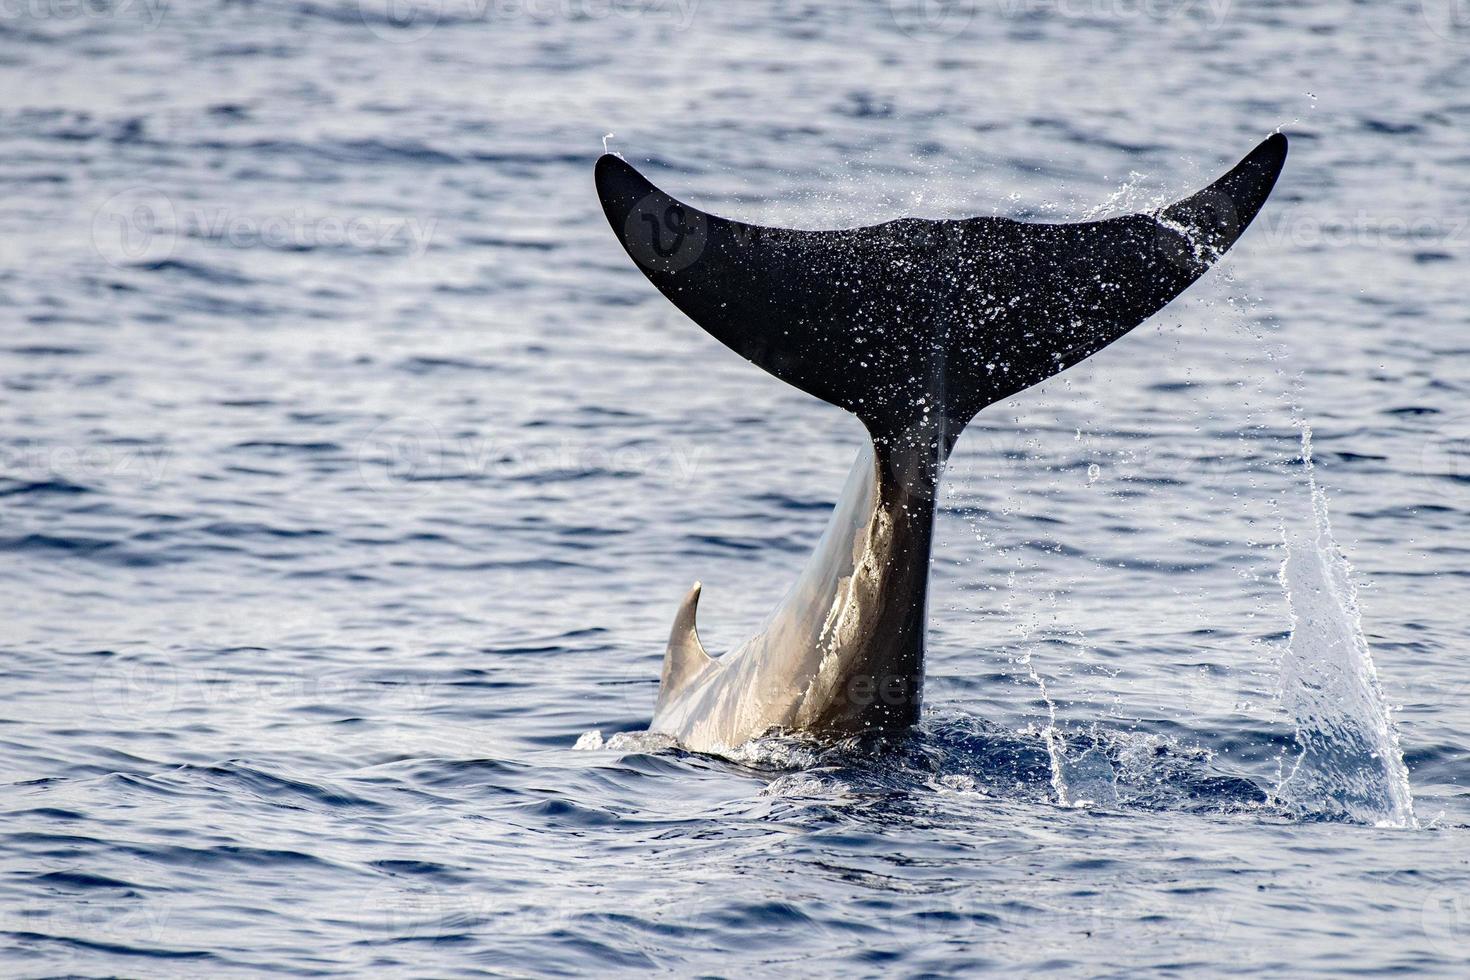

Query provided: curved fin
[595,135,1287,441]
[942,133,1288,422]
[656,581,714,711]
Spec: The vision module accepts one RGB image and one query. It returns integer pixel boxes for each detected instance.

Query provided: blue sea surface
[1,1,1468,975]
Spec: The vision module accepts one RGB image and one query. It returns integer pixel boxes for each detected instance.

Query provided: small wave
[198,521,328,540]
[5,345,88,357]
[192,136,461,167]
[232,439,342,454]
[0,478,92,498]
[395,356,503,375]
[459,236,558,252]
[153,762,386,813]
[0,533,173,568]
[3,933,214,962]
[32,870,140,891]
[130,259,255,287]
[584,717,1277,817]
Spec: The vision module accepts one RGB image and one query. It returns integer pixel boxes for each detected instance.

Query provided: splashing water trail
[1018,647,1073,804]
[1275,427,1416,827]
[1016,647,1121,809]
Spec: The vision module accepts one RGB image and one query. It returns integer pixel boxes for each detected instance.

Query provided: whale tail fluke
[599,137,1289,748]
[595,134,1287,446]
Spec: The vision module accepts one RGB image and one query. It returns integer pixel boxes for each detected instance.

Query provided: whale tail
[594,134,1286,447]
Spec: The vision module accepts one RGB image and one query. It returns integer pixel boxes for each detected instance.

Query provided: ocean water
[2,0,1468,974]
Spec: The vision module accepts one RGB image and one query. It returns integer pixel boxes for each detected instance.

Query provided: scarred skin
[652,433,939,752]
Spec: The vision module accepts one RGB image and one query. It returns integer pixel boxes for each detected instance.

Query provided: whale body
[595,134,1287,753]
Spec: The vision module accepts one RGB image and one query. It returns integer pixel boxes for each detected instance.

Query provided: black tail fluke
[595,134,1287,443]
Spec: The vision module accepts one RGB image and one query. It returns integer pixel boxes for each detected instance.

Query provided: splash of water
[1275,427,1416,827]
[1016,648,1122,808]
[574,730,678,753]
[1018,647,1073,804]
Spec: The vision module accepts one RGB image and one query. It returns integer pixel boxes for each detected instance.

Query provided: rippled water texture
[2,1,1468,975]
